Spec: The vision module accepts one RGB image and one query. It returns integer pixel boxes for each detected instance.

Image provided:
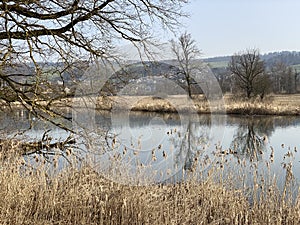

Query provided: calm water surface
[2,110,300,188]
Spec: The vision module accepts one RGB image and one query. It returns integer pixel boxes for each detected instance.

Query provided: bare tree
[171,32,201,98]
[284,67,296,94]
[229,49,265,98]
[0,0,188,154]
[0,0,187,125]
[253,72,271,99]
[295,69,299,93]
[270,62,297,94]
[270,62,286,93]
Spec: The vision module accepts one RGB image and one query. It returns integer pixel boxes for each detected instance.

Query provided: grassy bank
[1,149,300,224]
[224,94,300,115]
[93,94,300,116]
[6,94,300,116]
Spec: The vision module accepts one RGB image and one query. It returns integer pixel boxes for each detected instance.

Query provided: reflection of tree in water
[230,116,275,160]
[172,116,211,171]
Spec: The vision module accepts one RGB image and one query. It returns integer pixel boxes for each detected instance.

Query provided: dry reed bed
[94,94,300,115]
[1,151,300,225]
[3,94,300,115]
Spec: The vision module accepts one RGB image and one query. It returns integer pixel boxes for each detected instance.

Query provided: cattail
[53,158,58,168]
[111,138,116,148]
[163,151,167,159]
[282,163,286,169]
[262,135,268,144]
[123,147,127,155]
[152,148,156,161]
[285,151,293,158]
[152,148,155,155]
[66,148,71,156]
[270,147,274,163]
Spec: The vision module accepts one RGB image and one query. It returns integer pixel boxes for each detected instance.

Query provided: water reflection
[0,109,300,186]
[230,116,275,160]
[173,118,211,172]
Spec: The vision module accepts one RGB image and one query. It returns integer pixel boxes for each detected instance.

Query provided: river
[2,109,300,191]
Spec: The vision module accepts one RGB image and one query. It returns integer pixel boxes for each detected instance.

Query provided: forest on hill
[204,51,300,69]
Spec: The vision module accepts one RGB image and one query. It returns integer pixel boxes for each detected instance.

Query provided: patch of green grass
[292,64,300,72]
[207,61,229,69]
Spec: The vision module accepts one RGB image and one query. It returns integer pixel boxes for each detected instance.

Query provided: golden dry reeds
[0,142,300,225]
[94,94,300,115]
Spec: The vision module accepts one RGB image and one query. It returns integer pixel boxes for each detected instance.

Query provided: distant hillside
[104,61,205,95]
[203,56,231,69]
[262,51,300,68]
[204,51,300,70]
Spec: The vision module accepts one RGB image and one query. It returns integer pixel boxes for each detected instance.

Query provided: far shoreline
[91,94,300,116]
[5,94,300,116]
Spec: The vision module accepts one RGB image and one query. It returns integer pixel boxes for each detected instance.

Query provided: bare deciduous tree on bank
[0,0,187,125]
[229,49,266,98]
[0,0,188,153]
[270,62,297,94]
[171,32,201,98]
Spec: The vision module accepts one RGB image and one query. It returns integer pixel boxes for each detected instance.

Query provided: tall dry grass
[224,95,300,115]
[94,94,300,115]
[0,146,300,225]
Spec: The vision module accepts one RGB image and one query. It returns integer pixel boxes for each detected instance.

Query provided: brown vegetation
[93,94,300,116]
[224,94,300,115]
[1,144,300,224]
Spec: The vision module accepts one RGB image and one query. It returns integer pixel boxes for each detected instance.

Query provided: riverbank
[0,155,299,224]
[5,94,300,116]
[90,94,300,115]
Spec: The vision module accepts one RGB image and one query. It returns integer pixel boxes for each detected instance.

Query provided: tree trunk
[247,87,252,98]
[186,75,192,98]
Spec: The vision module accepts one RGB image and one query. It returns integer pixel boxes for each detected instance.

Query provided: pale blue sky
[181,0,300,57]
